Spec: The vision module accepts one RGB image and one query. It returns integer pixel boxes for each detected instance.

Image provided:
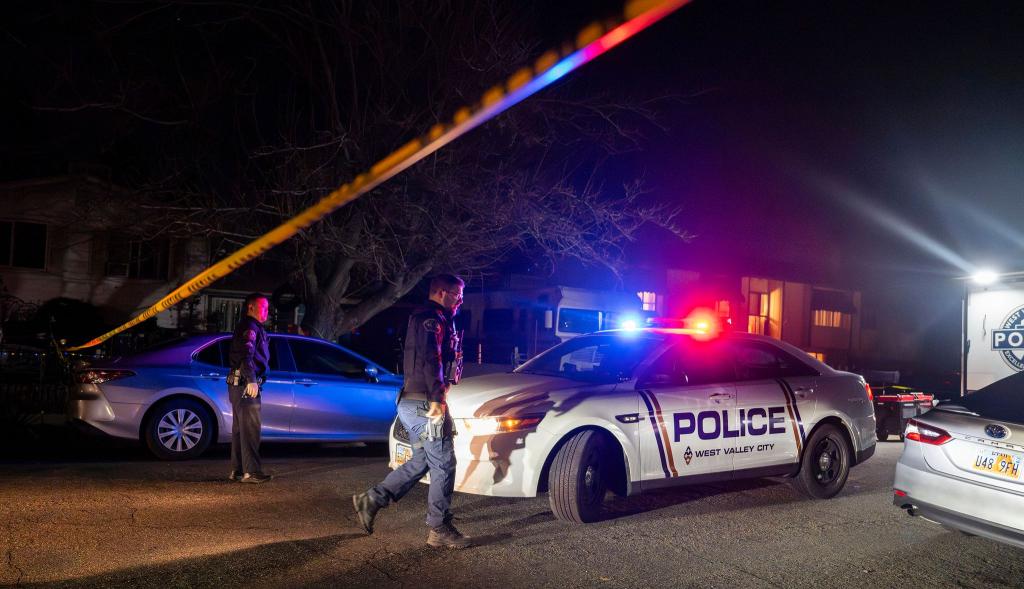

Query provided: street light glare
[972,269,999,285]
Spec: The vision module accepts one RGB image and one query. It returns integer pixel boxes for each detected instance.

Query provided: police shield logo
[683,446,693,465]
[992,305,1024,372]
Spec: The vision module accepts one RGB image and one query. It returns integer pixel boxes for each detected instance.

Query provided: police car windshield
[516,334,663,383]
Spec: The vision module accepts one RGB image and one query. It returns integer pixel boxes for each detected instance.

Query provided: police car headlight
[462,414,544,435]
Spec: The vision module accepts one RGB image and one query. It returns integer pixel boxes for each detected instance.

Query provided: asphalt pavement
[1,430,1022,588]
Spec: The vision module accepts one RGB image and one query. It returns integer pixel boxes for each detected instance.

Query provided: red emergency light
[646,309,724,340]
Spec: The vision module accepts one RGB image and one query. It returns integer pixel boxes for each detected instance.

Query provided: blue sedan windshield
[516,334,663,383]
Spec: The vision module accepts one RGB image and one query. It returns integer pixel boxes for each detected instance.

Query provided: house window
[813,309,846,328]
[105,235,170,279]
[808,351,826,363]
[0,221,47,269]
[637,291,658,312]
[747,292,769,335]
[715,299,730,317]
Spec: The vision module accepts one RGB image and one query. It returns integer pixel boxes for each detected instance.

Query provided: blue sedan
[68,334,401,460]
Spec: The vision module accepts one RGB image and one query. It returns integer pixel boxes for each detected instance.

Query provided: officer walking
[352,274,470,548]
[228,292,272,484]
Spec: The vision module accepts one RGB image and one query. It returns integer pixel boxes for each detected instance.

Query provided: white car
[894,372,1024,548]
[390,328,877,522]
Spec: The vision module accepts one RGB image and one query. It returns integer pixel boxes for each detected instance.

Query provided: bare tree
[13,1,688,339]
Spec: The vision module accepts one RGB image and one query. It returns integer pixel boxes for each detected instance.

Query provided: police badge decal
[992,305,1024,372]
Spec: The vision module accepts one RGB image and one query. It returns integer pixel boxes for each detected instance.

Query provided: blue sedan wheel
[144,398,214,460]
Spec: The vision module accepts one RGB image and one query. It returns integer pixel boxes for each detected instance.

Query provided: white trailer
[964,273,1024,393]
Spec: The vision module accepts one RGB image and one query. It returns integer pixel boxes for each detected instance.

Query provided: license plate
[972,449,1022,480]
[394,443,413,467]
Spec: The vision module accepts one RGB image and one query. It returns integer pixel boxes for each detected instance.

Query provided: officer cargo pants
[229,384,262,475]
[368,400,456,529]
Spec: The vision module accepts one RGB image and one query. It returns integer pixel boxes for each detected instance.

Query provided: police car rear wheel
[548,430,609,523]
[791,424,850,499]
[144,398,214,461]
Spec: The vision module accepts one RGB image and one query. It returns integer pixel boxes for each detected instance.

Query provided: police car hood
[447,372,608,418]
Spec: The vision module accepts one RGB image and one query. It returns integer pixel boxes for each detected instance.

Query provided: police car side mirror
[364,366,380,383]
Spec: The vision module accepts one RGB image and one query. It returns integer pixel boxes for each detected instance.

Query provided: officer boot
[426,522,472,549]
[352,493,382,534]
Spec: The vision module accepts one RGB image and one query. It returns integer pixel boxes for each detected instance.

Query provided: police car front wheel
[790,424,851,500]
[548,430,611,523]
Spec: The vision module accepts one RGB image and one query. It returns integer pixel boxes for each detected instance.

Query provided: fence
[0,345,71,427]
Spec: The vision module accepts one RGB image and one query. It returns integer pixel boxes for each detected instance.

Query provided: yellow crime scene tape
[67,0,692,351]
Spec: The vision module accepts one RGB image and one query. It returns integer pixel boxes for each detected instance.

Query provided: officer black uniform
[352,274,470,548]
[228,295,271,483]
[399,300,452,406]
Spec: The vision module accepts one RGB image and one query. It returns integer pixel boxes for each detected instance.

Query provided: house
[652,268,879,371]
[0,175,291,348]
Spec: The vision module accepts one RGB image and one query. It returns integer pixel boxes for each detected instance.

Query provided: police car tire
[144,398,214,461]
[548,430,609,524]
[791,424,850,500]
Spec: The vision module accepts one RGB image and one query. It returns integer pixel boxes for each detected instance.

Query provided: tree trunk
[300,290,343,340]
[335,262,435,336]
[300,261,433,341]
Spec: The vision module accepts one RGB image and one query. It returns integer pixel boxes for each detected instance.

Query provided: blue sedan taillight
[74,369,136,384]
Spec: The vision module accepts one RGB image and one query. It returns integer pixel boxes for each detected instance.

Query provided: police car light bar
[645,309,723,339]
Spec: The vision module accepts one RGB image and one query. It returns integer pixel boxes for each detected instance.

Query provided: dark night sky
[566,0,1024,283]
[4,1,1024,370]
[547,0,1024,372]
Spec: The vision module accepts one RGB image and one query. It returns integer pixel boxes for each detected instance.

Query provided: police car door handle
[792,386,814,397]
[200,372,222,379]
[709,393,733,403]
[294,378,318,386]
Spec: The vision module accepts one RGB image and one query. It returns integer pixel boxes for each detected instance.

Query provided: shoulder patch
[245,329,257,342]
[423,318,440,333]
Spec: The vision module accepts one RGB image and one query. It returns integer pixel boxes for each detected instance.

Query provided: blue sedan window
[194,337,282,370]
[290,340,367,379]
[194,341,223,366]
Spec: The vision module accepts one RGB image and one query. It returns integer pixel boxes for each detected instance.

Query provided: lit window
[748,316,766,335]
[715,300,730,317]
[813,309,845,328]
[637,291,658,312]
[747,292,769,335]
[808,351,826,362]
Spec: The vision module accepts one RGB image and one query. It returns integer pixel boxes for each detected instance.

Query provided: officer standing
[228,292,272,484]
[352,274,470,548]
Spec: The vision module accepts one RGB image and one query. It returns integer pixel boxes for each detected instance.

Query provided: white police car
[390,327,876,522]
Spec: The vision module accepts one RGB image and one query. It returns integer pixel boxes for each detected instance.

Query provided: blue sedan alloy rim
[157,408,203,452]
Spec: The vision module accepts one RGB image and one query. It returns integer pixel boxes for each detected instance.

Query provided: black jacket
[401,301,451,404]
[229,316,270,384]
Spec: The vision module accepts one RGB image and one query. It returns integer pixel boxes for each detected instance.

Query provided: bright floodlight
[620,318,639,330]
[972,269,999,285]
